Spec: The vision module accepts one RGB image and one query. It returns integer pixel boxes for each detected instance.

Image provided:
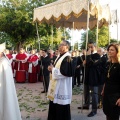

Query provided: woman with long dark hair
[102,43,120,120]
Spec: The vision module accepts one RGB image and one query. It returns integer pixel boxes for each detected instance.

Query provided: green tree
[80,26,109,49]
[110,38,118,44]
[98,26,109,47]
[0,32,13,49]
[0,0,69,51]
[0,0,38,50]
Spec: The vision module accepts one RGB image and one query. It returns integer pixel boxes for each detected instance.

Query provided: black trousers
[43,75,49,92]
[48,101,71,120]
[74,74,80,85]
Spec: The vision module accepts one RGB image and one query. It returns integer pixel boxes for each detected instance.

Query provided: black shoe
[41,91,45,93]
[78,106,89,110]
[87,111,96,117]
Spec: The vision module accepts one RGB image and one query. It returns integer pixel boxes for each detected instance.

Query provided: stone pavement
[15,82,106,120]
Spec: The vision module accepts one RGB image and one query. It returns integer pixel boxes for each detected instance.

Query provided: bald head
[97,47,104,56]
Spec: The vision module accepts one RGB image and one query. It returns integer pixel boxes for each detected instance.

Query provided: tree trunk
[15,42,22,52]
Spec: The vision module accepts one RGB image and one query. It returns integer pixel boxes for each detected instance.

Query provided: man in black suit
[74,54,83,87]
[78,41,100,117]
[52,49,59,63]
[40,49,51,93]
[71,51,78,88]
[79,49,86,84]
[96,47,108,108]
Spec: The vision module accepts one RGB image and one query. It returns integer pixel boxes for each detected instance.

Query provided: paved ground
[15,82,106,120]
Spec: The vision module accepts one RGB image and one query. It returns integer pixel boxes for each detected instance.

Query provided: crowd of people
[0,40,120,120]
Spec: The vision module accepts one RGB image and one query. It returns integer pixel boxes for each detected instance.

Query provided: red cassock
[6,54,13,60]
[14,53,27,83]
[27,54,39,83]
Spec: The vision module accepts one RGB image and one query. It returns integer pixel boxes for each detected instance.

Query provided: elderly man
[47,40,73,120]
[0,48,22,120]
[97,47,108,108]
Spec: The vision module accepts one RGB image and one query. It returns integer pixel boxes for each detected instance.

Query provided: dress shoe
[78,106,89,110]
[87,111,97,117]
[41,91,45,93]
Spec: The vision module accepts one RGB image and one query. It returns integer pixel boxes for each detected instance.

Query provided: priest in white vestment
[47,40,73,120]
[0,48,22,120]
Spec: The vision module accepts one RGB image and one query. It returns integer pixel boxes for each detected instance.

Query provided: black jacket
[39,56,51,76]
[84,53,100,86]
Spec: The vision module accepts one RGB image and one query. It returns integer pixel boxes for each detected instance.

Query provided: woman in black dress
[102,44,120,120]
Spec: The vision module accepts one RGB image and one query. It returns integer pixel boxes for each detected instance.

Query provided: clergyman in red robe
[27,49,39,83]
[14,48,28,82]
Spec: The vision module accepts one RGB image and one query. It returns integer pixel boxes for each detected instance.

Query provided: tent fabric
[33,0,110,29]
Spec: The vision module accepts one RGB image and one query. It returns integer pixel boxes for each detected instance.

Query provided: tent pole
[116,9,119,43]
[36,22,40,50]
[108,17,111,45]
[81,0,90,113]
[72,22,75,50]
[51,25,53,50]
[108,25,110,45]
[36,22,48,101]
[72,22,74,50]
[96,1,99,48]
[85,2,89,54]
[96,13,99,47]
[64,27,66,40]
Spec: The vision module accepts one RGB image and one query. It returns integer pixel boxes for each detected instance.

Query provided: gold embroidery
[47,52,71,101]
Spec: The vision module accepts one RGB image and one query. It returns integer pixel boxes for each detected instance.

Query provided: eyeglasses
[59,44,66,47]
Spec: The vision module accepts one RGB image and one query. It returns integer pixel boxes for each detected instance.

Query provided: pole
[96,0,99,48]
[108,25,110,45]
[36,22,40,50]
[81,0,90,113]
[108,19,111,45]
[72,22,75,50]
[64,27,66,40]
[40,58,47,101]
[51,25,53,50]
[116,9,119,43]
[96,12,99,47]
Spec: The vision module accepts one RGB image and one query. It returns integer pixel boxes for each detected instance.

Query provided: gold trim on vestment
[47,52,70,101]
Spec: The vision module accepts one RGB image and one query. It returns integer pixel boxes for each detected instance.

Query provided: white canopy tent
[33,0,110,30]
[33,0,110,50]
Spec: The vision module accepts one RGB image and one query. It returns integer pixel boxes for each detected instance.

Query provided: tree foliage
[0,0,70,51]
[0,0,36,50]
[80,26,111,49]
